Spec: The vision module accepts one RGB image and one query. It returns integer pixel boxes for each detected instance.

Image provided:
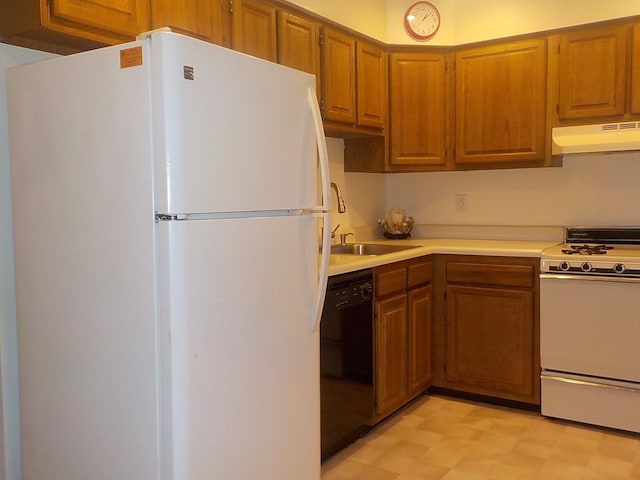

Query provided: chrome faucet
[330,182,346,214]
[339,232,354,245]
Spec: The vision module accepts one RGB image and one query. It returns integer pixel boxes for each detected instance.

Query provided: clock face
[404,1,440,40]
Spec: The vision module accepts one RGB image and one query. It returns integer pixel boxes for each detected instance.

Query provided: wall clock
[404,1,441,40]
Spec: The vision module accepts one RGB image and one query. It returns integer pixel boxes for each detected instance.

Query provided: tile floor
[321,394,640,480]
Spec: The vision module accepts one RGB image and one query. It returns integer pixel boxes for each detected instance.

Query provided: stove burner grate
[561,244,614,255]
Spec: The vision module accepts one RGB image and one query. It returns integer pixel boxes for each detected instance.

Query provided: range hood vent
[552,121,640,156]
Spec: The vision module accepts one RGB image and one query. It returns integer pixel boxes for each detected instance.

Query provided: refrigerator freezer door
[151,33,320,214]
[157,215,321,479]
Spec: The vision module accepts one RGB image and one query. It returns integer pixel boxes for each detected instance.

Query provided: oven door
[540,273,640,383]
[540,273,640,432]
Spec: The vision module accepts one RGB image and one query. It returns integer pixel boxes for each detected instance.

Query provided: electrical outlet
[455,193,468,212]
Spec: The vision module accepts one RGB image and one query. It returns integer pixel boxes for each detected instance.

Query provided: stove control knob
[559,261,571,272]
[613,263,626,274]
[581,262,593,272]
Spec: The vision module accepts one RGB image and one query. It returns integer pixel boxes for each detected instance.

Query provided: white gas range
[540,227,640,433]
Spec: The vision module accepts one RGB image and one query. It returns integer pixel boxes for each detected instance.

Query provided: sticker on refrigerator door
[119,46,143,68]
[183,66,194,80]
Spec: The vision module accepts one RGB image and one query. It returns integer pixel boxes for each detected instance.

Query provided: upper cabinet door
[455,38,547,168]
[320,26,357,125]
[231,0,277,62]
[356,40,386,130]
[389,52,449,171]
[0,0,149,46]
[51,0,149,38]
[557,24,628,121]
[631,24,640,115]
[277,10,320,93]
[151,0,231,46]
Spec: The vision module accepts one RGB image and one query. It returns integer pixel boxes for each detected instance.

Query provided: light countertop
[328,238,560,276]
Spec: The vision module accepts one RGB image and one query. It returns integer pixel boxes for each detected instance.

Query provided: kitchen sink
[330,243,420,256]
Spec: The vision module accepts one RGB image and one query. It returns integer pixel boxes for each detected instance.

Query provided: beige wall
[388,154,640,228]
[389,0,640,45]
[285,0,388,40]
[288,0,640,45]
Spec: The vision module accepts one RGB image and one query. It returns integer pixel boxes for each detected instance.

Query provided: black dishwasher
[320,270,373,460]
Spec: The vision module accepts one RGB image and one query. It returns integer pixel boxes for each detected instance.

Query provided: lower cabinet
[432,255,540,405]
[373,257,432,421]
[369,252,539,423]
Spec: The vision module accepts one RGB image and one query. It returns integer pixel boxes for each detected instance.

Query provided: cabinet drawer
[408,260,432,287]
[446,262,534,288]
[375,266,407,297]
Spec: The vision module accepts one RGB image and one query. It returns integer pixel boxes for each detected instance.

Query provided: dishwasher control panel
[332,280,373,308]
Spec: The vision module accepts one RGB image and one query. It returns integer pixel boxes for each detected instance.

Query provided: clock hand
[417,11,434,26]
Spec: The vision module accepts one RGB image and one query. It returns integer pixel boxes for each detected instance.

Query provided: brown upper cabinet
[5,0,640,172]
[151,0,231,47]
[555,24,629,122]
[389,51,450,171]
[454,38,548,168]
[356,40,387,130]
[231,0,277,62]
[320,26,357,126]
[320,26,386,134]
[276,10,321,94]
[0,0,149,48]
[631,24,640,115]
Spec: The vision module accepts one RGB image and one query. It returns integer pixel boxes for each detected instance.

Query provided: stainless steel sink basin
[330,243,419,256]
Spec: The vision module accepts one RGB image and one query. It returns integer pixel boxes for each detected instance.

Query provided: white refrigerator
[1,43,57,480]
[7,31,330,480]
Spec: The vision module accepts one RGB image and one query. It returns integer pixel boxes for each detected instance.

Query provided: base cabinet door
[408,285,432,397]
[375,293,408,416]
[446,285,535,399]
[433,255,540,405]
[373,258,432,421]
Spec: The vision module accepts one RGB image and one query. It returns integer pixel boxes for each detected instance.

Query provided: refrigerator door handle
[309,87,330,213]
[312,211,330,332]
[308,87,330,332]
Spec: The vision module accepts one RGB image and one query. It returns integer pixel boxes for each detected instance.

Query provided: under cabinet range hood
[552,121,640,156]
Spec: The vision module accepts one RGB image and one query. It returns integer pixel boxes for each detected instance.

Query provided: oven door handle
[540,273,640,284]
[542,373,640,394]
